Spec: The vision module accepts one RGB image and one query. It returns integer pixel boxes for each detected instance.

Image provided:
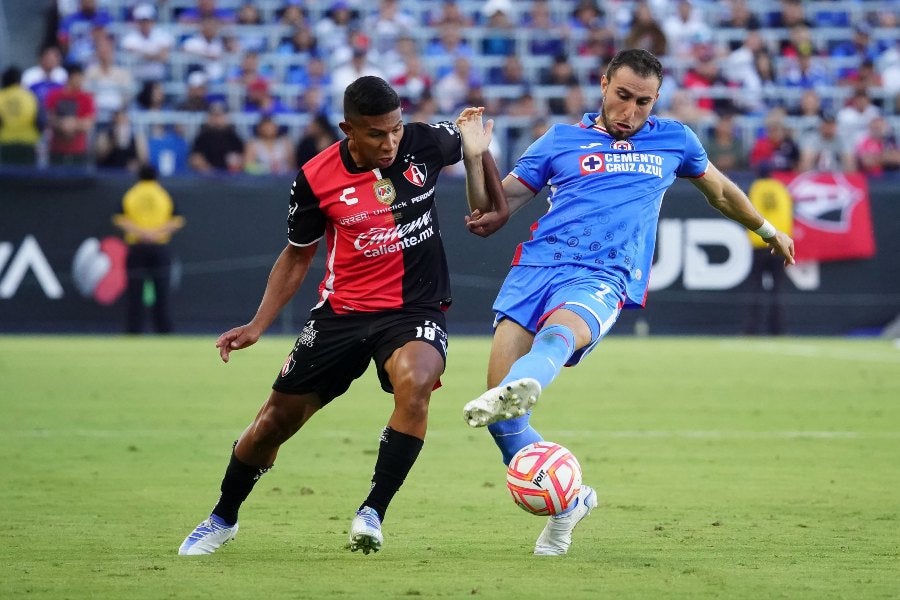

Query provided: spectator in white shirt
[120,4,174,83]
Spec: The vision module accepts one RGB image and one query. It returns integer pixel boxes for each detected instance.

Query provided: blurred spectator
[278,2,309,29]
[705,113,748,173]
[314,1,359,62]
[505,91,542,121]
[568,0,605,31]
[660,89,714,131]
[830,24,882,82]
[790,89,827,138]
[120,4,174,84]
[295,113,340,168]
[424,24,474,80]
[0,66,42,165]
[390,54,433,112]
[480,0,516,56]
[277,25,320,63]
[766,0,813,29]
[749,108,799,174]
[433,56,478,114]
[243,79,289,115]
[177,0,236,24]
[22,46,67,104]
[330,47,386,113]
[662,0,712,61]
[427,0,473,28]
[554,83,588,121]
[146,124,190,176]
[94,109,146,172]
[177,71,212,112]
[228,51,272,90]
[577,24,617,67]
[233,3,267,53]
[836,87,881,149]
[189,102,245,174]
[853,116,900,176]
[244,115,295,175]
[623,1,667,57]
[718,0,761,50]
[57,0,111,63]
[136,80,169,111]
[682,45,736,116]
[877,41,900,108]
[778,48,832,104]
[298,85,330,118]
[488,55,527,87]
[44,62,95,166]
[510,117,550,166]
[841,59,882,91]
[364,0,415,62]
[182,17,227,83]
[798,112,851,172]
[522,0,566,57]
[779,23,817,59]
[84,34,134,128]
[720,29,766,113]
[540,54,580,87]
[113,164,185,335]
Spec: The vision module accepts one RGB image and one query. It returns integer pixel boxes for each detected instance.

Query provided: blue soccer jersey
[509,113,708,307]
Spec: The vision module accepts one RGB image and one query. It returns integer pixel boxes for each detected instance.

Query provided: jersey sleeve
[676,124,708,178]
[287,169,326,246]
[424,121,463,166]
[509,125,557,192]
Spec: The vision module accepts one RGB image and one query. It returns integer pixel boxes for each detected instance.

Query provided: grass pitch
[1,335,898,599]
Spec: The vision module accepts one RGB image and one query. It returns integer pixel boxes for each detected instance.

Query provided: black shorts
[272,302,449,405]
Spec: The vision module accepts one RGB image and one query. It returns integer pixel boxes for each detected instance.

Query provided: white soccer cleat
[533,485,598,556]
[463,378,541,427]
[348,506,383,555]
[178,515,239,555]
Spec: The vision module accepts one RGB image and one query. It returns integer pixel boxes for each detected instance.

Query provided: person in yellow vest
[0,66,42,165]
[113,164,185,333]
[744,174,794,335]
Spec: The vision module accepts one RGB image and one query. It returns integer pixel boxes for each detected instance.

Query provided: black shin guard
[212,447,272,525]
[361,427,424,521]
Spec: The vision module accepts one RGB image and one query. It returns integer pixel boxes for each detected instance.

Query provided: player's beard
[598,106,645,141]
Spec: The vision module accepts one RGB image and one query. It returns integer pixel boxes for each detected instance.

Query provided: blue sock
[502,324,576,391]
[488,324,577,464]
[488,414,542,465]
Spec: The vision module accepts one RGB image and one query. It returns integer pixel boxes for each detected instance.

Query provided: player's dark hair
[343,76,400,120]
[605,48,663,87]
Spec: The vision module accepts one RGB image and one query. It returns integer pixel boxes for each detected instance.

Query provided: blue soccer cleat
[178,515,239,555]
[348,506,383,555]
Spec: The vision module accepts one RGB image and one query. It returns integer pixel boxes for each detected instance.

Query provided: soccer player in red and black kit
[179,76,505,555]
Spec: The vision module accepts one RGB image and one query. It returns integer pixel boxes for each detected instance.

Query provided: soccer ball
[506,441,582,516]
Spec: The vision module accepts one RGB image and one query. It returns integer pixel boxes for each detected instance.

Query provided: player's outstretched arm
[216,243,317,362]
[691,163,796,266]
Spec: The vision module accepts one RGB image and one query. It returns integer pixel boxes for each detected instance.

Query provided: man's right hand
[215,324,261,362]
[456,106,493,158]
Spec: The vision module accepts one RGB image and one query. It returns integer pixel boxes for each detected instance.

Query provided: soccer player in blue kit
[457,49,796,555]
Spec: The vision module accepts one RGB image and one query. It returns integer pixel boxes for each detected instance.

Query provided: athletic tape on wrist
[753,219,777,239]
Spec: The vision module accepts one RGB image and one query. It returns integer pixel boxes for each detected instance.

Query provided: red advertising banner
[773,171,876,263]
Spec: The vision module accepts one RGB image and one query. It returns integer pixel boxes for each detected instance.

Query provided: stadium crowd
[0,0,898,176]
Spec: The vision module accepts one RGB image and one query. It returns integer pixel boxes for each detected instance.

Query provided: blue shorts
[492,265,625,366]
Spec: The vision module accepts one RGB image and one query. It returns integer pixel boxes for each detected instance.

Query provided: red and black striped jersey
[288,121,463,314]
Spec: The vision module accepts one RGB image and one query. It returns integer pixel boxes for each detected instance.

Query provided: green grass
[1,335,898,599]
